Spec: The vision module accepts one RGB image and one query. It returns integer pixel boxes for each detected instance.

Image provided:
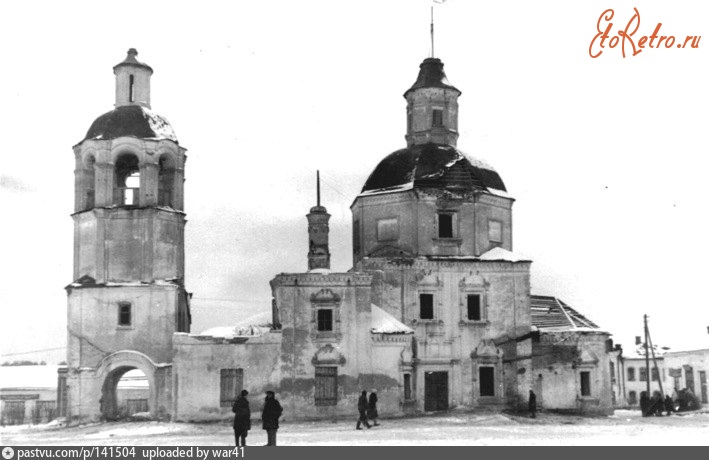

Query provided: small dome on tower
[81,105,177,144]
[113,48,153,73]
[404,58,460,97]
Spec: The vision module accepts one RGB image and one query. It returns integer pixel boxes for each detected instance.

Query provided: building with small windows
[64,49,617,423]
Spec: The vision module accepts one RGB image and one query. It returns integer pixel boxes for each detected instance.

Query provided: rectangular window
[651,367,659,381]
[353,220,361,255]
[314,366,338,406]
[627,367,635,381]
[118,302,132,326]
[377,217,399,241]
[219,368,243,407]
[488,220,502,243]
[479,367,495,396]
[467,294,481,321]
[129,74,135,102]
[419,293,434,320]
[432,109,443,127]
[438,213,453,238]
[404,373,412,400]
[610,362,615,380]
[639,367,648,382]
[580,371,591,396]
[317,309,333,331]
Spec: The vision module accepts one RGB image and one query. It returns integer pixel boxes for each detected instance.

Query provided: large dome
[81,105,178,144]
[360,143,506,194]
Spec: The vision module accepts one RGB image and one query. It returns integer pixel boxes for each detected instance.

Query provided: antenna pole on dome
[430,6,435,58]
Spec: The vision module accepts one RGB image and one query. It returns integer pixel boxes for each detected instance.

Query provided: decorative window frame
[458,277,489,326]
[434,211,459,240]
[310,289,342,341]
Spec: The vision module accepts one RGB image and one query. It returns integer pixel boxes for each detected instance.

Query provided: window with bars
[580,371,591,396]
[219,368,243,407]
[315,366,338,406]
[467,294,481,321]
[118,302,132,326]
[317,309,333,331]
[419,293,434,320]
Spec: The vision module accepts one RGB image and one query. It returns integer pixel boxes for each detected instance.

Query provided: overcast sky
[1,0,708,364]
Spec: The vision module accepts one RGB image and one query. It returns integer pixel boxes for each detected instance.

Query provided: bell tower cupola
[404,58,461,148]
[114,48,153,109]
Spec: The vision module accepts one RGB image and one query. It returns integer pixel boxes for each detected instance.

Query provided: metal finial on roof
[316,170,321,207]
[430,6,434,58]
[127,48,138,56]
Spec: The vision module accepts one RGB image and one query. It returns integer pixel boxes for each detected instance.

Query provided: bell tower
[66,49,190,423]
[307,171,331,270]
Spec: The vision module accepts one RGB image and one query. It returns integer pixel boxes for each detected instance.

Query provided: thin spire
[430,6,434,58]
[316,170,321,207]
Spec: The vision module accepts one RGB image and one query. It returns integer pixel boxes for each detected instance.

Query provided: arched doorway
[96,351,158,421]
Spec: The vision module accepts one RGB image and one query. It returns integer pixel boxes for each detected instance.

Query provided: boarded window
[627,367,635,381]
[610,362,615,380]
[467,294,481,321]
[580,371,591,396]
[219,368,243,407]
[438,213,453,238]
[315,366,337,406]
[432,109,443,127]
[377,218,399,241]
[639,367,647,382]
[317,309,333,331]
[404,373,412,400]
[118,302,132,326]
[419,293,434,320]
[488,220,502,243]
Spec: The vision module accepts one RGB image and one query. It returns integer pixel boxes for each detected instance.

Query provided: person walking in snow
[367,390,380,426]
[232,389,251,446]
[528,390,537,418]
[261,391,283,446]
[356,391,371,430]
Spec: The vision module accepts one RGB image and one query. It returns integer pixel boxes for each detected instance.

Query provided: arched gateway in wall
[97,351,159,420]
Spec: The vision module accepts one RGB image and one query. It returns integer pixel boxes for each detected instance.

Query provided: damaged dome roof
[81,105,178,144]
[360,143,506,194]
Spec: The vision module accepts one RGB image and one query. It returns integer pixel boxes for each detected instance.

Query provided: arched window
[157,154,175,207]
[84,155,96,210]
[114,154,140,206]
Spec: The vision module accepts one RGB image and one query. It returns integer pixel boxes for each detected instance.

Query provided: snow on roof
[197,311,273,339]
[308,268,333,274]
[486,188,513,199]
[0,365,62,390]
[530,295,605,333]
[478,247,531,262]
[371,304,414,334]
[358,182,414,197]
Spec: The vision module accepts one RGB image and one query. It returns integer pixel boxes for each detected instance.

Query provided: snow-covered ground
[2,410,708,446]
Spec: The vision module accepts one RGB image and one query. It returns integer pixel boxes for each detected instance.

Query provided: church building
[63,49,615,424]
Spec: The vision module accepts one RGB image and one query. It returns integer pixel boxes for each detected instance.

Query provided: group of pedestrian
[640,391,676,417]
[356,390,380,430]
[232,390,283,446]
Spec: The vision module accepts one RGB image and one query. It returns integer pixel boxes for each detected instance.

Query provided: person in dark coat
[232,389,251,446]
[356,391,371,430]
[367,390,380,426]
[261,391,283,446]
[639,391,649,417]
[528,390,537,418]
[664,394,674,415]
